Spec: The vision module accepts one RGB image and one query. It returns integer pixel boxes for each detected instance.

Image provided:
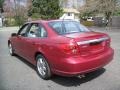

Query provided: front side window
[27,23,39,37]
[49,21,90,35]
[27,23,47,38]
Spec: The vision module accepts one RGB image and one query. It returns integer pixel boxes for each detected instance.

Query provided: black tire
[8,43,15,56]
[36,54,52,80]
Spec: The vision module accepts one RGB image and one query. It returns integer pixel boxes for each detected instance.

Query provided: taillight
[106,38,110,47]
[60,40,79,55]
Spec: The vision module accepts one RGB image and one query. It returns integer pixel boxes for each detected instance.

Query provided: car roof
[25,20,47,24]
[47,19,78,23]
[25,19,77,24]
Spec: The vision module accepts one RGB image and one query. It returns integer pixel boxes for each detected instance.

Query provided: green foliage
[31,0,63,19]
[113,10,120,16]
[4,18,16,27]
[14,16,26,26]
[0,0,4,8]
[0,0,4,13]
[80,12,93,20]
[82,21,94,26]
[31,13,40,19]
[4,17,26,27]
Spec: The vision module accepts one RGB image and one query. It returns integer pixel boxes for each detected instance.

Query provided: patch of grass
[81,21,94,26]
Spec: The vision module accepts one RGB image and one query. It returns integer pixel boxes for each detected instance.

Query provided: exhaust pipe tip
[77,74,85,78]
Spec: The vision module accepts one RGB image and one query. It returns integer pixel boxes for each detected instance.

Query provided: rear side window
[48,21,90,35]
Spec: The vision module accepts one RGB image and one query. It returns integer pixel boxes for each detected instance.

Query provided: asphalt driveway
[0,27,120,90]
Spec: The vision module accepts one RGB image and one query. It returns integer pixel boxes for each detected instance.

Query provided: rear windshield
[48,21,90,35]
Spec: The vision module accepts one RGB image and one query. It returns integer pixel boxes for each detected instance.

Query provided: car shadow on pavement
[14,55,36,70]
[14,55,106,87]
[51,68,106,87]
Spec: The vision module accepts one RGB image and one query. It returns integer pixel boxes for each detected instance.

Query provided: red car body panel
[9,20,114,76]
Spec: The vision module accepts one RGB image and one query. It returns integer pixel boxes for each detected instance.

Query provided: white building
[59,0,84,21]
[59,8,80,21]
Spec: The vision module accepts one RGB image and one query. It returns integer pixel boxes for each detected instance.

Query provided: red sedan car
[8,20,114,79]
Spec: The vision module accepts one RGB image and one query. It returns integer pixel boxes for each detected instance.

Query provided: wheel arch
[35,51,52,79]
[34,51,45,61]
[34,47,48,61]
[34,51,51,68]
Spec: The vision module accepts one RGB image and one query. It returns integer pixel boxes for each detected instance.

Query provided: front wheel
[36,54,52,80]
[8,43,15,56]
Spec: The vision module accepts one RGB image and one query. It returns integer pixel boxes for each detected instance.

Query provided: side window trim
[38,23,48,38]
[26,23,33,33]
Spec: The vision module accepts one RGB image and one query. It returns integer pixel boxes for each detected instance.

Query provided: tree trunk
[105,11,112,30]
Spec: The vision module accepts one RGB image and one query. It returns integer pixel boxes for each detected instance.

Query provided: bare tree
[81,0,120,26]
[13,0,27,26]
[98,0,119,26]
[3,0,28,26]
[59,0,68,8]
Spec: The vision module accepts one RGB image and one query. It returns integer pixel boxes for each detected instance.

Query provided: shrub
[81,21,94,26]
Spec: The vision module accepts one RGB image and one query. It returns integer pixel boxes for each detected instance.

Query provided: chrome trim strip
[77,37,109,45]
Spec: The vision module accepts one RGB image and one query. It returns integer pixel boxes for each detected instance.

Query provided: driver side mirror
[11,33,17,37]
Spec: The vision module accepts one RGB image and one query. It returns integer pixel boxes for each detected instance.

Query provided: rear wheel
[8,43,15,56]
[36,54,52,80]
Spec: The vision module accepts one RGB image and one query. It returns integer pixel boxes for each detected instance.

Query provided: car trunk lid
[64,32,110,56]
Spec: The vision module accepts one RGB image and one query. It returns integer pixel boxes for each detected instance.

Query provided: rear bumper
[53,48,114,76]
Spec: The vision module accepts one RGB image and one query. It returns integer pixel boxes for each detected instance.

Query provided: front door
[22,23,48,64]
[14,24,29,56]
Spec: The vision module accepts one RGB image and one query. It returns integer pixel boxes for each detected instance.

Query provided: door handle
[17,36,22,40]
[32,42,36,45]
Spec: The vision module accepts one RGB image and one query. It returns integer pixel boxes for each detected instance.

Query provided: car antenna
[61,14,66,34]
